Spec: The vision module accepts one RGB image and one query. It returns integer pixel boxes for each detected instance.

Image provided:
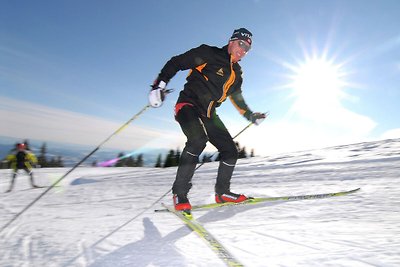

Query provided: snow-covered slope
[1,139,399,267]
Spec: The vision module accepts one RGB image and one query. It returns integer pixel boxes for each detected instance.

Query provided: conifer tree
[49,157,56,167]
[238,146,247,158]
[115,152,125,167]
[136,154,144,167]
[38,143,48,167]
[163,149,176,168]
[175,149,181,166]
[155,154,162,168]
[125,156,135,167]
[57,156,64,167]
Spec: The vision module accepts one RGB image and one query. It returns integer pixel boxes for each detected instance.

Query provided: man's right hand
[149,80,167,108]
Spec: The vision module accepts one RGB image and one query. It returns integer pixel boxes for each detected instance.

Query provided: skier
[149,28,266,211]
[5,143,39,192]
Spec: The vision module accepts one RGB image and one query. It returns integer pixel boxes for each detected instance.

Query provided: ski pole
[0,104,151,235]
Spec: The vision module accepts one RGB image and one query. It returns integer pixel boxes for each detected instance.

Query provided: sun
[287,55,348,120]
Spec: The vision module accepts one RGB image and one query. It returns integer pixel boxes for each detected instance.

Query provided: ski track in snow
[0,138,399,267]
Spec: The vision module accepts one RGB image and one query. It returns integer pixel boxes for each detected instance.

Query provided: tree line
[1,139,256,169]
[92,153,145,167]
[154,141,255,168]
[97,141,255,168]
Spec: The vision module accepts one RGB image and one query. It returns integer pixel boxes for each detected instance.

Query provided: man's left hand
[250,112,267,125]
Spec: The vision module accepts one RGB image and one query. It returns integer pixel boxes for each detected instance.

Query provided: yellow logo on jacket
[216,68,224,76]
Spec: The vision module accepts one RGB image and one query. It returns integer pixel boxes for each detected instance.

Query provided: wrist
[243,110,253,120]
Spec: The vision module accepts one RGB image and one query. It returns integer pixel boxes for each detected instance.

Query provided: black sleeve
[229,90,253,120]
[157,44,212,83]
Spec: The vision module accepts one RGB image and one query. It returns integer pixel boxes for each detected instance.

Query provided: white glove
[250,112,267,125]
[149,81,166,108]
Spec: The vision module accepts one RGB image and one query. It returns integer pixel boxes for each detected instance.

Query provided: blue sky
[1,0,399,156]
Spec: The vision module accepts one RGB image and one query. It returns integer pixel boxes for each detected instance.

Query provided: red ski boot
[215,191,249,203]
[173,194,192,211]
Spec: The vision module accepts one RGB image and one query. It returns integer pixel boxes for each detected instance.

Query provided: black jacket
[157,44,252,118]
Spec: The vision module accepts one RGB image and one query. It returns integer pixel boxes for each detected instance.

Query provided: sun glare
[288,56,348,119]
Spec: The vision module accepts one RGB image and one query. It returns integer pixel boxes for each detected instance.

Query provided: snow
[1,138,400,267]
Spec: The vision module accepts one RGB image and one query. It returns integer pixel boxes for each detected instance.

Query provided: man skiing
[5,143,39,192]
[149,28,266,211]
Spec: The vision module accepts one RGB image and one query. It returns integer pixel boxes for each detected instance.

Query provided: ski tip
[154,209,164,212]
[157,203,170,213]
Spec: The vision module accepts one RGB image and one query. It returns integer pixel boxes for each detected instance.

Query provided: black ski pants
[172,104,238,196]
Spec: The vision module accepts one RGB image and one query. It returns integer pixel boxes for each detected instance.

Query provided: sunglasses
[238,40,251,52]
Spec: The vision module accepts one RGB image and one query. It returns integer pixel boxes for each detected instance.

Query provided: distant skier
[149,28,266,211]
[5,143,39,192]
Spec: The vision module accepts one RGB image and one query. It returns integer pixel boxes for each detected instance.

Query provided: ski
[4,186,49,193]
[20,186,49,192]
[161,203,243,267]
[156,187,360,213]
